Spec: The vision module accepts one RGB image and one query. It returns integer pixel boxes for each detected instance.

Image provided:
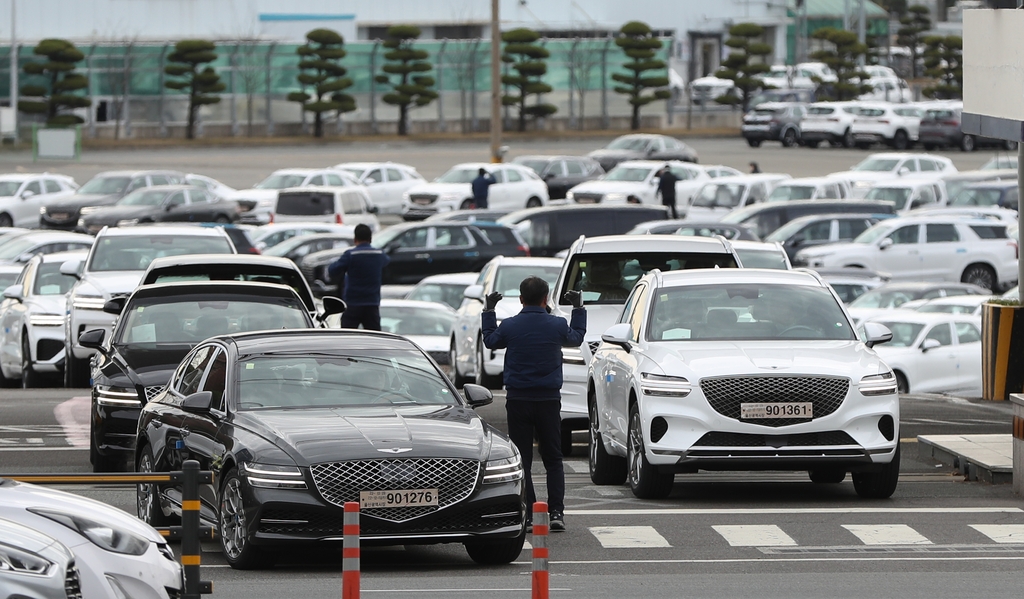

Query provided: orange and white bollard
[531,502,549,599]
[343,502,360,599]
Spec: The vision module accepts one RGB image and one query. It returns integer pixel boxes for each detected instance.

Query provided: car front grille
[309,458,480,522]
[258,501,521,536]
[409,194,438,205]
[694,430,857,447]
[573,192,603,204]
[699,375,850,427]
[145,385,165,402]
[64,562,83,599]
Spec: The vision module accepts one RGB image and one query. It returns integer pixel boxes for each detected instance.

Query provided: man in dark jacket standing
[471,168,496,209]
[657,164,680,219]
[481,276,586,532]
[327,223,390,330]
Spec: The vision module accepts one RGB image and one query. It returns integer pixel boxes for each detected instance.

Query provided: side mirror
[78,328,106,351]
[898,167,910,176]
[543,172,556,180]
[2,284,23,302]
[463,284,485,302]
[601,323,634,351]
[182,391,213,414]
[60,259,82,280]
[165,203,177,211]
[920,338,941,352]
[863,322,893,348]
[102,297,127,315]
[368,204,379,214]
[15,252,34,264]
[320,296,347,318]
[20,190,35,200]
[878,237,894,250]
[462,383,493,408]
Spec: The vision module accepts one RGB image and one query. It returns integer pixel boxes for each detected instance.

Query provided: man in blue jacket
[471,168,496,209]
[327,224,390,330]
[481,276,586,532]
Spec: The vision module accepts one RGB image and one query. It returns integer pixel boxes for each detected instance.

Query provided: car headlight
[482,454,523,484]
[29,508,150,556]
[604,193,627,203]
[95,385,142,407]
[72,294,105,310]
[853,180,872,189]
[117,219,138,227]
[562,347,585,365]
[0,542,53,575]
[240,462,307,489]
[39,206,48,215]
[640,372,691,397]
[566,191,575,201]
[29,314,64,327]
[859,371,897,396]
[79,206,100,215]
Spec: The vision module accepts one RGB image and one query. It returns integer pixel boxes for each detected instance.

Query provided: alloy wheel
[137,452,157,522]
[220,477,247,560]
[627,411,643,487]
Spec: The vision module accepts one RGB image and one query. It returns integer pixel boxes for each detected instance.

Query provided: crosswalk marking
[970,525,1024,544]
[842,524,932,545]
[712,525,797,547]
[589,526,672,548]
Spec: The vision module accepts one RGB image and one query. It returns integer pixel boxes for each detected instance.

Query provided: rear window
[276,192,334,216]
[807,107,835,115]
[926,109,955,120]
[754,108,783,116]
[476,226,517,246]
[969,225,1007,239]
[859,108,885,117]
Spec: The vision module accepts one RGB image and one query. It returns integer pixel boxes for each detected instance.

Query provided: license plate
[740,403,813,419]
[575,197,598,204]
[50,213,69,220]
[359,488,438,509]
[744,124,770,130]
[412,198,432,205]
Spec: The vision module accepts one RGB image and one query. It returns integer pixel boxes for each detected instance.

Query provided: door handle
[152,419,163,428]
[414,253,430,259]
[180,426,190,438]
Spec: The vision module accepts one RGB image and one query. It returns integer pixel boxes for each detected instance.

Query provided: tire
[464,528,526,565]
[459,199,474,210]
[923,143,936,151]
[809,469,846,484]
[855,142,872,150]
[219,469,274,569]
[214,215,231,224]
[20,334,40,389]
[0,213,12,228]
[526,197,542,208]
[64,347,91,388]
[562,427,574,457]
[475,338,503,389]
[136,445,173,527]
[1004,140,1018,151]
[449,339,468,388]
[852,444,901,499]
[960,134,976,152]
[804,140,821,149]
[842,129,855,148]
[626,403,673,499]
[895,371,909,395]
[961,263,996,291]
[90,433,121,473]
[892,130,909,151]
[588,393,626,485]
[746,139,762,148]
[781,129,798,148]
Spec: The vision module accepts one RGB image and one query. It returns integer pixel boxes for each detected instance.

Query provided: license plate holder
[740,402,813,419]
[359,488,439,509]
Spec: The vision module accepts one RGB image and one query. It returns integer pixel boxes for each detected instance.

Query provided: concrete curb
[917,434,1013,484]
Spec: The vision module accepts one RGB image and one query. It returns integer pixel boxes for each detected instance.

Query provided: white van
[272,186,380,230]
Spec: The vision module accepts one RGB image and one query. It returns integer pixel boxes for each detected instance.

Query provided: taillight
[248,247,261,255]
[1009,240,1018,259]
[517,244,530,256]
[336,213,343,224]
[941,120,959,126]
[269,213,274,224]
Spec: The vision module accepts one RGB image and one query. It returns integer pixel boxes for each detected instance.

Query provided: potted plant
[981,298,1024,401]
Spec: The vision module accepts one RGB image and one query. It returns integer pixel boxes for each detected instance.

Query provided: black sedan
[587,134,699,172]
[40,170,185,229]
[512,155,604,200]
[78,185,240,233]
[81,281,326,472]
[134,330,526,569]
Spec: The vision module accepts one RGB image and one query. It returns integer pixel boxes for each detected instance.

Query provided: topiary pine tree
[18,39,90,126]
[612,21,671,131]
[809,28,873,101]
[164,40,225,139]
[922,35,962,100]
[897,4,932,79]
[714,23,772,112]
[500,28,557,133]
[376,25,437,136]
[287,28,356,138]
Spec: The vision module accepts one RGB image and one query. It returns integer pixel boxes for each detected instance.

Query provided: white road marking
[843,524,932,545]
[0,446,87,452]
[594,488,622,497]
[25,438,43,445]
[970,525,1024,543]
[589,526,671,548]
[713,525,796,547]
[564,461,588,474]
[523,541,532,550]
[511,556,1024,565]
[53,396,90,448]
[566,507,1023,515]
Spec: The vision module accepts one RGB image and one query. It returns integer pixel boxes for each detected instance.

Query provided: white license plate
[740,403,813,419]
[359,489,439,509]
[744,124,770,130]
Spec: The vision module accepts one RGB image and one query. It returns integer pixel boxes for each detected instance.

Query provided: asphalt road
[0,387,1019,599]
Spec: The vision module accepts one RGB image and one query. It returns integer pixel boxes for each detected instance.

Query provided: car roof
[781,213,877,226]
[700,174,790,185]
[573,234,732,254]
[514,155,594,162]
[775,177,841,186]
[864,311,980,326]
[963,180,1018,190]
[941,169,1015,180]
[917,295,992,306]
[615,160,696,169]
[131,184,203,192]
[0,172,72,181]
[222,328,421,354]
[37,249,90,263]
[657,268,825,288]
[96,224,229,238]
[490,256,565,268]
[333,162,415,170]
[499,203,667,223]
[414,272,480,285]
[91,170,184,177]
[867,281,986,292]
[128,280,307,302]
[868,178,938,189]
[753,102,800,110]
[145,253,300,270]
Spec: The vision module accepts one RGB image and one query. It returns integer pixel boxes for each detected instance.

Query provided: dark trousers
[505,398,564,514]
[662,194,678,219]
[340,305,381,331]
[474,196,488,209]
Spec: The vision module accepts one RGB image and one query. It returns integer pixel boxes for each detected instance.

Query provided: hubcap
[966,268,993,289]
[137,454,155,521]
[220,478,247,560]
[589,404,599,469]
[627,413,643,486]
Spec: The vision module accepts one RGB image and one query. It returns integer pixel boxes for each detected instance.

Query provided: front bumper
[39,212,80,229]
[70,540,182,599]
[29,323,66,373]
[92,398,142,462]
[741,124,781,141]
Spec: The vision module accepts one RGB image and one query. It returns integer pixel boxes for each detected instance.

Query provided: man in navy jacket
[327,224,390,330]
[481,276,586,531]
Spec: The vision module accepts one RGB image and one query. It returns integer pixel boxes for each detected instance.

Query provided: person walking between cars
[471,168,496,209]
[481,277,586,532]
[657,164,679,219]
[328,223,389,331]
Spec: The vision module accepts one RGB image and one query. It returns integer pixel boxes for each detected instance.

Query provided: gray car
[0,517,81,599]
[742,102,806,148]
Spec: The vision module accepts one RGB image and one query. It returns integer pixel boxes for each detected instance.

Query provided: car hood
[571,180,648,194]
[236,405,490,464]
[25,294,67,316]
[49,194,120,210]
[403,334,449,353]
[407,182,471,196]
[646,340,884,379]
[77,271,145,298]
[83,205,159,222]
[588,149,642,160]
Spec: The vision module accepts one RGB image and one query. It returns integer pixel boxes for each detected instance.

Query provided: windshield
[0,181,22,197]
[407,283,468,310]
[79,176,131,195]
[436,168,478,184]
[119,189,170,207]
[849,288,919,309]
[517,160,549,175]
[864,187,911,210]
[606,137,649,151]
[494,264,561,296]
[603,166,652,182]
[693,183,745,208]
[380,305,455,336]
[767,185,815,201]
[736,247,788,270]
[33,261,77,296]
[88,235,233,272]
[869,321,923,347]
[852,158,900,172]
[765,219,812,242]
[116,294,309,345]
[256,174,306,189]
[648,283,854,341]
[807,106,835,115]
[951,188,1003,207]
[236,350,457,409]
[562,251,739,305]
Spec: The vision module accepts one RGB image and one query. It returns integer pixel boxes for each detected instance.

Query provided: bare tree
[100,38,138,139]
[566,36,603,130]
[234,36,264,136]
[446,38,482,133]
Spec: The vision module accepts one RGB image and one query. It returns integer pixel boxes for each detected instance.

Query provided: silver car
[0,517,82,599]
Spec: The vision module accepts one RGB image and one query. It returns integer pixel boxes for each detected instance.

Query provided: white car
[405,271,479,310]
[402,162,548,219]
[863,178,944,213]
[62,225,236,387]
[376,299,457,366]
[686,174,791,221]
[0,478,182,599]
[799,102,862,148]
[844,281,991,327]
[766,177,852,201]
[333,162,425,214]
[830,153,957,198]
[851,104,923,150]
[0,230,94,266]
[797,61,838,83]
[588,268,900,499]
[566,160,709,210]
[863,312,983,396]
[549,235,742,434]
[251,222,354,251]
[688,75,737,104]
[450,256,564,389]
[184,173,235,198]
[858,77,911,103]
[794,216,1018,291]
[732,240,792,269]
[759,64,816,90]
[230,168,362,224]
[907,294,992,316]
[0,250,87,387]
[0,172,77,228]
[0,517,80,599]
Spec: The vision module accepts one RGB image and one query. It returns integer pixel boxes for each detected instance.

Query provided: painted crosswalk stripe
[970,525,1024,543]
[712,525,796,547]
[589,526,672,548]
[842,524,932,545]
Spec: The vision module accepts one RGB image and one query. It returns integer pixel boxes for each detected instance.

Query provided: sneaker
[549,512,565,532]
[524,516,533,533]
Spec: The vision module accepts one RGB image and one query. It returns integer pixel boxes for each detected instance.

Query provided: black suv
[512,155,604,199]
[41,170,186,230]
[497,204,669,257]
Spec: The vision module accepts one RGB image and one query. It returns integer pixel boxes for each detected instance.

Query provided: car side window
[747,183,766,204]
[924,323,952,346]
[669,166,692,181]
[1005,188,1019,209]
[838,219,869,239]
[149,175,171,186]
[127,178,147,192]
[490,170,506,184]
[177,346,215,396]
[433,226,472,248]
[395,228,429,250]
[955,322,981,344]
[618,286,641,324]
[915,186,936,207]
[326,174,345,186]
[199,350,227,413]
[819,184,839,199]
[305,175,323,186]
[189,190,211,203]
[901,160,919,173]
[385,168,403,182]
[887,225,920,244]
[365,169,384,184]
[919,159,938,172]
[926,223,959,243]
[627,284,649,341]
[44,179,63,193]
[799,220,832,241]
[24,181,42,195]
[506,169,523,183]
[564,161,584,176]
[166,192,187,207]
[341,195,363,214]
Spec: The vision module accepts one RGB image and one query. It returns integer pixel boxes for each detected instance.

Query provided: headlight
[29,508,150,556]
[240,462,307,489]
[39,206,48,215]
[562,347,585,365]
[72,295,106,311]
[29,314,64,327]
[482,454,523,484]
[566,191,575,201]
[640,372,691,397]
[0,542,53,575]
[117,219,138,227]
[79,206,100,215]
[853,180,871,189]
[77,218,85,227]
[95,385,142,407]
[859,371,897,396]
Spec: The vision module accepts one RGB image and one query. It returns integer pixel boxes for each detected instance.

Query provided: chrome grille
[699,375,850,427]
[310,458,480,523]
[144,385,164,402]
[64,562,83,599]
[573,192,603,204]
[409,193,438,205]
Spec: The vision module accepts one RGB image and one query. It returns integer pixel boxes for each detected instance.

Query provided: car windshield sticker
[131,324,156,343]
[39,284,62,295]
[246,363,255,369]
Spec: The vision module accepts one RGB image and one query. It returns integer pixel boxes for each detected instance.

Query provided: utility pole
[489,0,502,163]
[9,0,17,143]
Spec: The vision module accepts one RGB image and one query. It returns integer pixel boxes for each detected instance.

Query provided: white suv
[588,268,900,499]
[851,104,924,150]
[0,173,77,228]
[402,162,548,219]
[230,168,363,224]
[799,102,861,148]
[565,160,711,210]
[794,216,1018,291]
[830,153,957,198]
